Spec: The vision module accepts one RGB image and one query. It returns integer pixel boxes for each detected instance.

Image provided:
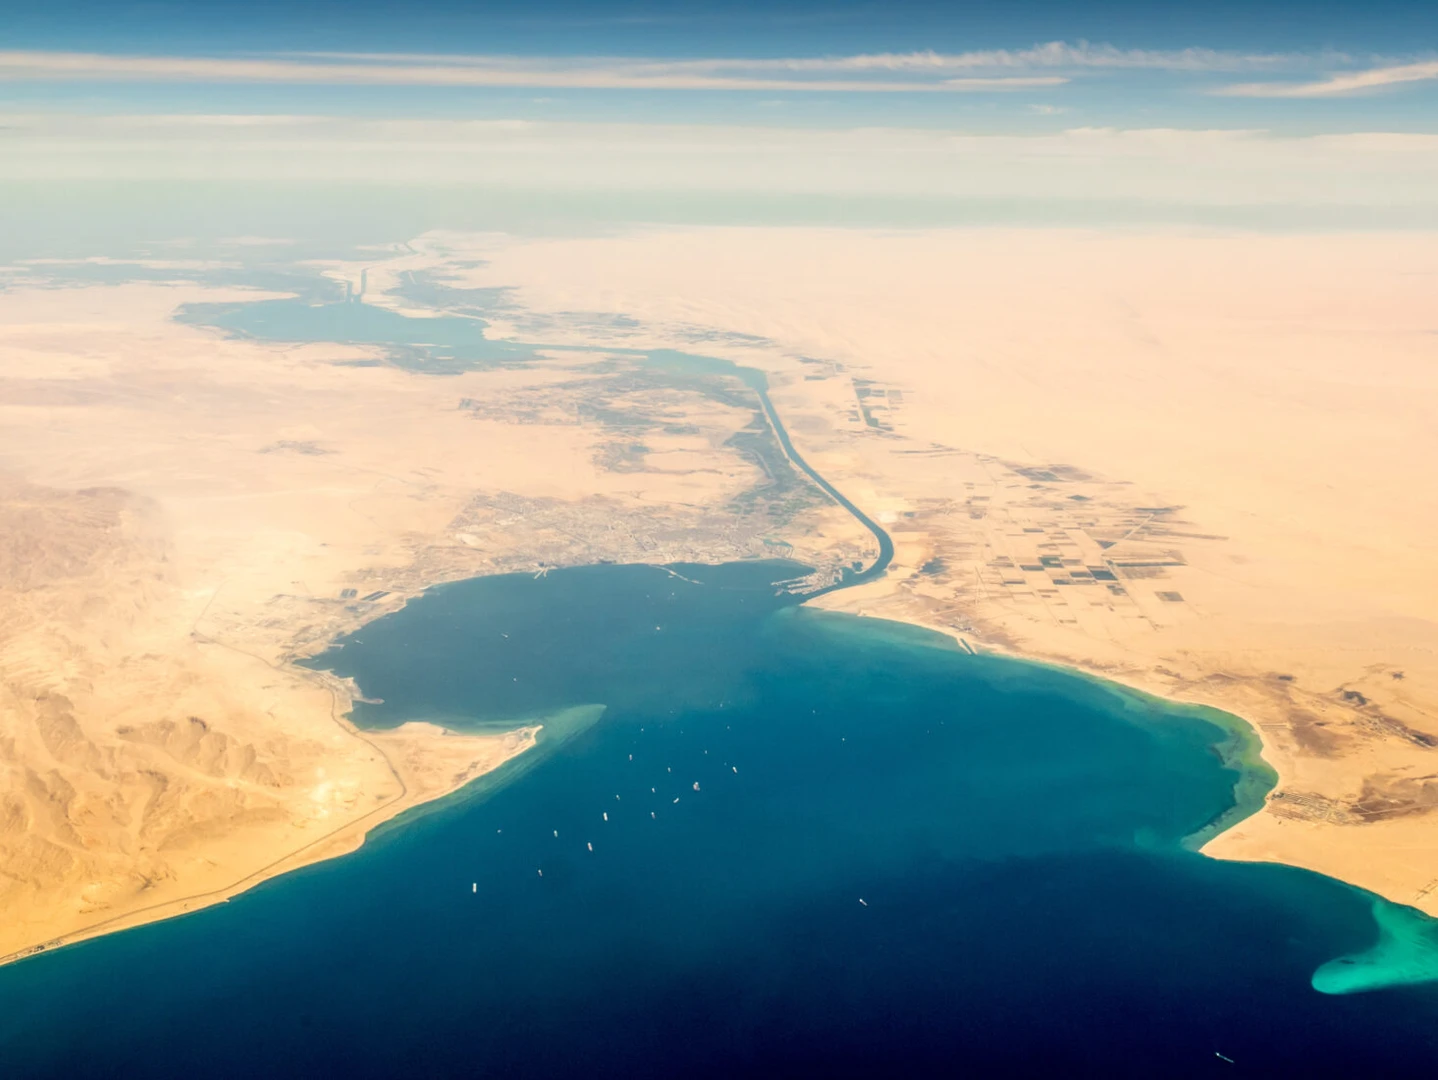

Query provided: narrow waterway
[750,373,895,588]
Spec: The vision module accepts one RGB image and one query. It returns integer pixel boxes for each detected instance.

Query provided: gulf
[2,559,1438,1077]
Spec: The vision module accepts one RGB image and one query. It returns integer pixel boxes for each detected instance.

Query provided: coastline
[0,657,542,969]
[0,281,875,968]
[791,600,1279,847]
[880,613,1279,844]
[464,225,1438,932]
[748,360,1329,905]
[0,555,1414,974]
[809,596,1438,927]
[745,356,1435,923]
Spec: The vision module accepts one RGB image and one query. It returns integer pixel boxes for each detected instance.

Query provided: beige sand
[449,226,1438,912]
[0,276,869,961]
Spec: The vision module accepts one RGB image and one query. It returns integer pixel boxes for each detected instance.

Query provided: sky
[2,0,1436,249]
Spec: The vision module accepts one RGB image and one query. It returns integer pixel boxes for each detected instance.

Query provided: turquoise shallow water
[4,560,1438,1076]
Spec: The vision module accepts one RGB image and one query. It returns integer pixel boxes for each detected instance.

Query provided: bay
[4,560,1438,1076]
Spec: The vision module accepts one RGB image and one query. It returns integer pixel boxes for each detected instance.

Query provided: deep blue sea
[4,560,1438,1077]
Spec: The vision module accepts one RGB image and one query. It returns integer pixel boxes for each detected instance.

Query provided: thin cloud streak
[288,42,1324,75]
[671,42,1316,73]
[0,51,1063,92]
[1219,60,1438,97]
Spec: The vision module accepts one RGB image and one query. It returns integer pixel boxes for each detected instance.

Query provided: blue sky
[4,0,1436,129]
[7,0,1437,55]
[1,0,1435,246]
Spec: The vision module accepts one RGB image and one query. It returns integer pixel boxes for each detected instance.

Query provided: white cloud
[0,41,1360,95]
[0,50,1063,92]
[1219,59,1438,98]
[290,42,1316,75]
[754,42,1303,73]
